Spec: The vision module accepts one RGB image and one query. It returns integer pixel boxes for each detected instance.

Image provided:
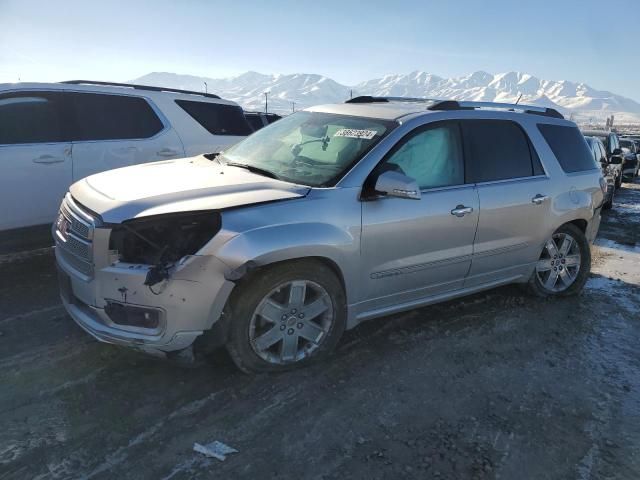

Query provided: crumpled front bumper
[56,247,236,355]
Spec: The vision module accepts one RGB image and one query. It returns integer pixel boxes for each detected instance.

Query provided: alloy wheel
[249,280,334,364]
[536,232,582,292]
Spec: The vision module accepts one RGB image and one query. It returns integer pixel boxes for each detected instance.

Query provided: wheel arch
[214,222,357,302]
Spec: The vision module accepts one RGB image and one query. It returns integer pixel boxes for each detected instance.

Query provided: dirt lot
[1,181,639,480]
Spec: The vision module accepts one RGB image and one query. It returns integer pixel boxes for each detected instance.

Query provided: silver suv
[54,98,605,372]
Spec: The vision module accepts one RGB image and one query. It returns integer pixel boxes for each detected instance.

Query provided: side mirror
[374,171,421,200]
[610,156,623,165]
[612,148,622,155]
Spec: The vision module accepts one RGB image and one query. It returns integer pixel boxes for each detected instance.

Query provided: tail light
[599,177,607,194]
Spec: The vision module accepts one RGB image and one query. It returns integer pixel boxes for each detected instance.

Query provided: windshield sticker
[333,128,377,140]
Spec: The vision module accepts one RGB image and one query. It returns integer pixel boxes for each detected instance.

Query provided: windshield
[221,111,396,187]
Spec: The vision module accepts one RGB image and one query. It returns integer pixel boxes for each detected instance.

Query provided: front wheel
[527,224,591,297]
[226,260,346,373]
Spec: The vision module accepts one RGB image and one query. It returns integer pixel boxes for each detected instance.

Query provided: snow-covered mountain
[132,71,640,123]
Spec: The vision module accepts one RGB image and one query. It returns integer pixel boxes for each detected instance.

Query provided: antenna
[515,93,523,105]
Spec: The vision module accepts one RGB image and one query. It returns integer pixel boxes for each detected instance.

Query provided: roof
[307,97,565,121]
[0,81,240,106]
[306,101,434,121]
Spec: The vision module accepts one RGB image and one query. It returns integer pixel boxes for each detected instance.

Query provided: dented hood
[69,156,310,223]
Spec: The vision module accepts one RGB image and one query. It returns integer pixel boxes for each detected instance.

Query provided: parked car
[244,111,282,132]
[619,138,640,178]
[0,80,252,250]
[585,136,616,209]
[55,98,604,373]
[580,129,624,187]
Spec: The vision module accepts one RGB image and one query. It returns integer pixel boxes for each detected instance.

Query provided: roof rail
[61,80,221,99]
[345,96,564,119]
[345,95,439,104]
[428,100,564,119]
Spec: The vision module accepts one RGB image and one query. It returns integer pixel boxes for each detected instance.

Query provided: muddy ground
[1,181,639,480]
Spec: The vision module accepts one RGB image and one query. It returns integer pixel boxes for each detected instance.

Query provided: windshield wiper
[225,162,281,180]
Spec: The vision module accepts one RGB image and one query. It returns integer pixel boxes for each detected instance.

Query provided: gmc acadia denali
[54,97,604,373]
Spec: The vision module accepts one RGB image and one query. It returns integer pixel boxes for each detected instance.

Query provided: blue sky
[1,0,639,101]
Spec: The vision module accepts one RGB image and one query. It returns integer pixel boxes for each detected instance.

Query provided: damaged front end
[55,197,235,358]
[108,211,221,286]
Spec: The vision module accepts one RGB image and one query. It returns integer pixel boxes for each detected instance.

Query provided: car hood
[70,156,310,223]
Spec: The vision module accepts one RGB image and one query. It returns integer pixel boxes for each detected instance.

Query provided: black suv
[244,111,282,132]
[619,138,640,179]
[585,136,617,209]
[581,129,624,187]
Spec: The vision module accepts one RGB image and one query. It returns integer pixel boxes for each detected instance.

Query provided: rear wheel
[527,224,590,297]
[226,260,346,373]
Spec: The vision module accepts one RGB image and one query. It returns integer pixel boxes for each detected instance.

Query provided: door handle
[531,194,549,205]
[32,155,65,164]
[450,205,474,217]
[156,148,179,157]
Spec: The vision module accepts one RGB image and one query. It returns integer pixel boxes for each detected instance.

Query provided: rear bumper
[586,206,602,244]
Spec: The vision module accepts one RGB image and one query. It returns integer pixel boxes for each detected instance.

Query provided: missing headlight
[108,211,221,265]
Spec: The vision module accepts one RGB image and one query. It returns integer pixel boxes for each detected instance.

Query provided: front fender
[214,222,359,301]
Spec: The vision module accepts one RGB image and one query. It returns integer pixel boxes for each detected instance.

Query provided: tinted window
[265,114,281,124]
[383,123,463,189]
[538,124,598,172]
[530,141,545,176]
[462,120,534,182]
[70,93,163,141]
[0,92,65,144]
[244,113,265,132]
[176,100,252,136]
[620,139,636,152]
[610,135,619,152]
[598,143,607,161]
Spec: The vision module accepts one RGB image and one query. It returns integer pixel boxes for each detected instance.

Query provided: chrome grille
[55,194,95,278]
[64,234,91,259]
[61,203,91,238]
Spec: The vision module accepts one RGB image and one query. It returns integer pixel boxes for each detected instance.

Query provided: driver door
[358,122,479,315]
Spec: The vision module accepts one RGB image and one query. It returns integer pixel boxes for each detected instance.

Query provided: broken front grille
[55,194,95,278]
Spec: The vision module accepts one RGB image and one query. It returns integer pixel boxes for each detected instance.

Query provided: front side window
[70,92,164,141]
[221,111,395,187]
[0,92,65,144]
[382,123,464,189]
[462,120,535,182]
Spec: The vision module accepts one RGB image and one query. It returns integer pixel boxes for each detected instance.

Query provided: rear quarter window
[538,124,598,173]
[175,100,252,136]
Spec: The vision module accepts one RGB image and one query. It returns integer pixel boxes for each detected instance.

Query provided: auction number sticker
[334,128,377,140]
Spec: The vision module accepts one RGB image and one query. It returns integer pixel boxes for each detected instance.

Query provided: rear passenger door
[462,119,552,287]
[68,92,184,182]
[0,91,72,230]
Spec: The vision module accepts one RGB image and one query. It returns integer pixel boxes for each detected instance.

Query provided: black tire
[226,260,346,373]
[526,223,591,298]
